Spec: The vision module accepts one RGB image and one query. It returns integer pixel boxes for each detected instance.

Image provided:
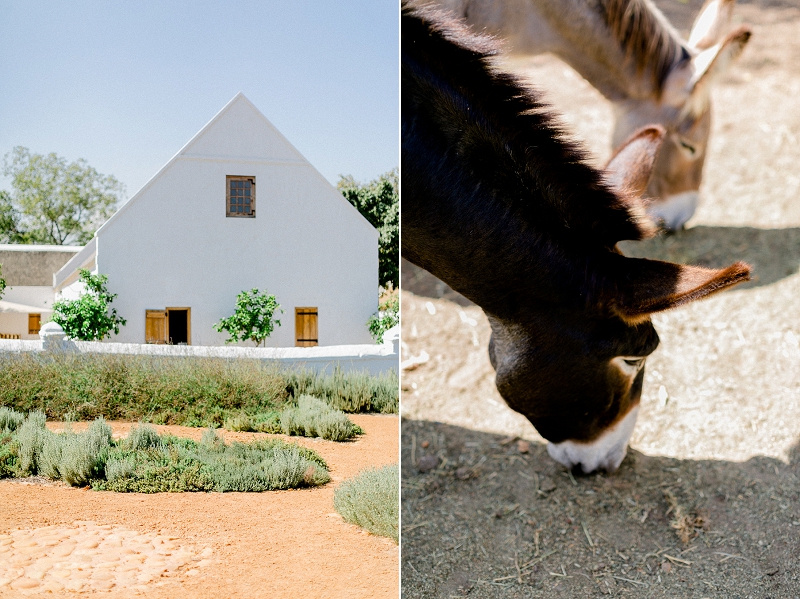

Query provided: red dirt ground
[0,414,399,599]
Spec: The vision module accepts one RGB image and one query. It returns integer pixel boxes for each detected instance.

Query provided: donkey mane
[403,4,654,246]
[602,0,689,94]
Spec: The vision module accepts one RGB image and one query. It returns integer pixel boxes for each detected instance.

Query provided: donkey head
[611,0,751,231]
[487,128,750,473]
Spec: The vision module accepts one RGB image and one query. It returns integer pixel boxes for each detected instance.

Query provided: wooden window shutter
[28,314,41,335]
[295,307,318,347]
[145,310,168,344]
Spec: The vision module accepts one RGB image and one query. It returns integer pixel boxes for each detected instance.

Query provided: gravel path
[0,521,213,594]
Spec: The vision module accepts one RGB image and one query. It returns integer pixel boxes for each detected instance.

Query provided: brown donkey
[402,4,751,473]
[424,0,751,230]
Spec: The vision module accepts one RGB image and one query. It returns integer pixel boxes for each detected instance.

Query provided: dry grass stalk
[664,489,706,544]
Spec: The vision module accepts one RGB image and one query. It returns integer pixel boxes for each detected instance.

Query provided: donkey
[402,5,750,473]
[422,0,752,231]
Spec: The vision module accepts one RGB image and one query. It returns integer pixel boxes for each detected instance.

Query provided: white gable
[97,92,374,239]
[70,93,379,347]
[181,93,306,163]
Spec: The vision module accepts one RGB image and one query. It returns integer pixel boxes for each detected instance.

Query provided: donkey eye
[612,357,645,377]
[679,141,696,155]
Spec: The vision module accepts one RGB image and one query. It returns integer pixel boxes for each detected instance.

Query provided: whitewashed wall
[0,287,55,339]
[0,313,30,339]
[64,94,378,347]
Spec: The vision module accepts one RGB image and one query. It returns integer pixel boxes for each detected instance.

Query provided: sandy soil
[0,414,399,599]
[401,1,800,597]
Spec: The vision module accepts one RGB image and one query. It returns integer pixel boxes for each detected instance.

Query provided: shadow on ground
[403,225,800,298]
[402,419,800,598]
[619,226,800,289]
[401,259,472,306]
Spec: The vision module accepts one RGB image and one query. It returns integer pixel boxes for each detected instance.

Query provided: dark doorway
[167,308,190,345]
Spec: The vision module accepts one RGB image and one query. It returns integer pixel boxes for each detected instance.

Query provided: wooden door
[295,308,318,347]
[145,310,167,344]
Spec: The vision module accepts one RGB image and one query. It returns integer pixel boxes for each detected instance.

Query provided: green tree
[367,293,399,343]
[51,270,127,341]
[0,264,6,301]
[0,191,28,243]
[1,147,124,245]
[214,289,283,347]
[337,169,398,288]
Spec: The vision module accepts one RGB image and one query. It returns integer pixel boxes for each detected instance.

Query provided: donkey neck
[401,184,581,318]
[402,4,645,317]
[401,135,609,318]
[443,0,687,103]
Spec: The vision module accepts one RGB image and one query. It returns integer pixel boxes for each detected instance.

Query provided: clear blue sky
[0,1,398,203]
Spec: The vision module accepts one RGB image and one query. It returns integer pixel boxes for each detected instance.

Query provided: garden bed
[0,414,399,598]
[0,353,397,427]
[1,410,331,493]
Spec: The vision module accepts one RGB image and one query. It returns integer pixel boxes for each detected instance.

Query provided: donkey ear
[612,257,751,323]
[690,26,751,91]
[663,26,751,112]
[686,26,752,114]
[688,0,736,50]
[604,126,665,198]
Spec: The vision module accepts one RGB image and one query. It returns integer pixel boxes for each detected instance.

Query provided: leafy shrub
[101,446,214,493]
[100,434,329,493]
[280,396,362,442]
[104,454,136,482]
[0,353,288,425]
[0,354,398,423]
[198,440,330,492]
[124,423,163,451]
[213,289,282,347]
[40,418,112,486]
[198,426,218,445]
[251,411,283,434]
[334,464,399,543]
[0,434,18,478]
[38,429,65,479]
[0,411,332,493]
[367,292,399,343]
[285,368,398,414]
[0,407,24,433]
[337,169,398,288]
[15,411,47,475]
[51,269,126,341]
[224,413,254,432]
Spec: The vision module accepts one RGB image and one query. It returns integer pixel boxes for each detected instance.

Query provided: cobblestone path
[0,521,213,594]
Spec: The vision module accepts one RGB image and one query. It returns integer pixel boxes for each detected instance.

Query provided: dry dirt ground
[401,1,800,597]
[0,414,399,599]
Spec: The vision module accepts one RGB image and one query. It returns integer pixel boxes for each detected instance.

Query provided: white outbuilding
[54,93,379,347]
[0,244,81,340]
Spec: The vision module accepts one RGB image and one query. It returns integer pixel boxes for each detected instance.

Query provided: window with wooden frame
[28,313,41,335]
[226,176,255,217]
[295,307,318,347]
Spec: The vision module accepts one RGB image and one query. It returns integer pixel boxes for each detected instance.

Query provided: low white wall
[0,337,399,377]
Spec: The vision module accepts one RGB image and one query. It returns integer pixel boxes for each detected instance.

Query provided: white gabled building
[54,93,379,347]
[0,244,81,340]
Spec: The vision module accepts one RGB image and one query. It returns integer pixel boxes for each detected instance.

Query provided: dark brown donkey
[402,5,750,473]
